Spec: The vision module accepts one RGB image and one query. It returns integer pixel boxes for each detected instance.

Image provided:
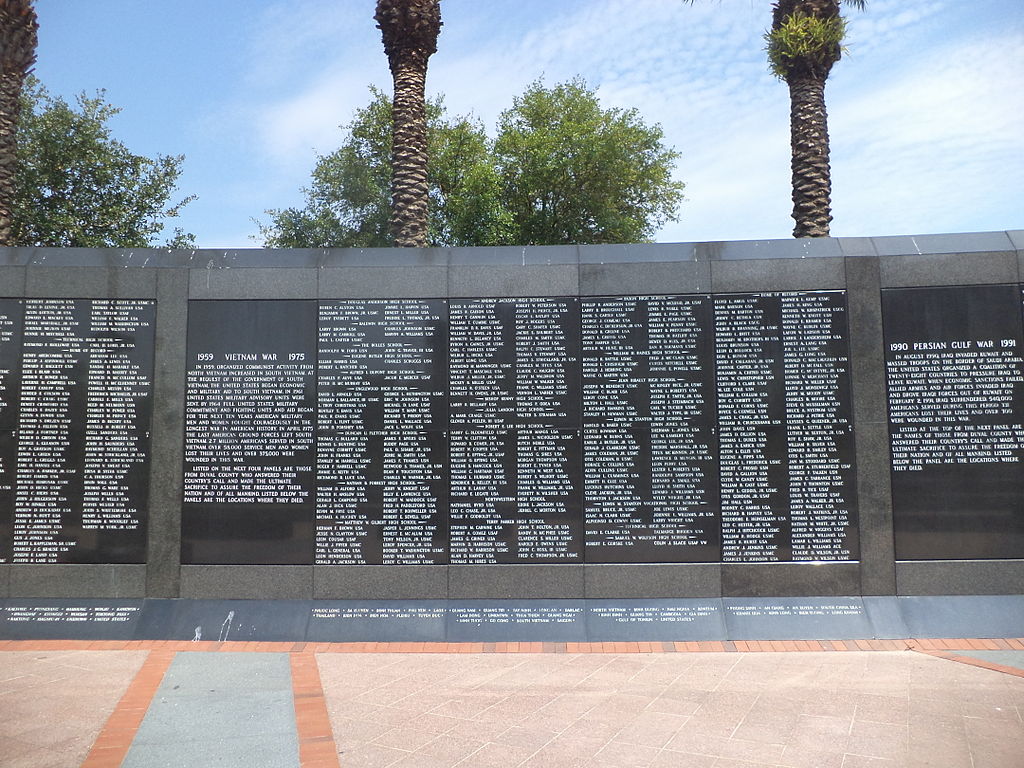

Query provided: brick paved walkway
[1,640,1022,767]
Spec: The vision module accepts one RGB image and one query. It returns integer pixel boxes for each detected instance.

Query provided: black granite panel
[587,598,726,641]
[0,299,22,563]
[721,563,861,597]
[723,596,872,640]
[0,598,143,639]
[581,295,719,563]
[449,298,583,564]
[181,300,318,564]
[448,565,585,599]
[317,266,448,298]
[307,600,447,642]
[898,595,1024,638]
[715,292,858,564]
[313,565,448,599]
[883,285,1024,560]
[0,566,7,597]
[583,564,721,598]
[316,300,448,566]
[179,565,313,599]
[8,299,155,564]
[447,599,586,642]
[895,560,1024,595]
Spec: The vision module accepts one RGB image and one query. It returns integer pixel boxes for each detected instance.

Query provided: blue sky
[32,0,1024,247]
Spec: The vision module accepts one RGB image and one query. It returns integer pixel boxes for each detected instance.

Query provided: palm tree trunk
[787,74,832,238]
[388,51,430,247]
[0,0,38,246]
[0,71,21,245]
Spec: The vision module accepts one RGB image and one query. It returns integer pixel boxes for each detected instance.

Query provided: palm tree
[766,0,865,237]
[0,0,37,246]
[374,0,442,248]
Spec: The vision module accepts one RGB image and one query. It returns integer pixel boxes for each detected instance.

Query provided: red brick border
[913,648,1024,679]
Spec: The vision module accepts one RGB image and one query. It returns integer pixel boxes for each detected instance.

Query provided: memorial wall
[0,231,1022,600]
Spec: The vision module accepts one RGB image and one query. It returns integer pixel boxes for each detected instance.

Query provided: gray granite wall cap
[871,231,1014,256]
[837,237,878,258]
[698,237,843,261]
[579,242,698,264]
[321,247,448,268]
[447,245,580,266]
[0,247,37,266]
[187,248,323,269]
[1007,230,1024,251]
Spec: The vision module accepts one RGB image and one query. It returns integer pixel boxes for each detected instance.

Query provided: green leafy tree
[766,0,865,237]
[0,0,38,245]
[11,78,195,247]
[263,80,683,248]
[260,88,507,248]
[494,78,684,245]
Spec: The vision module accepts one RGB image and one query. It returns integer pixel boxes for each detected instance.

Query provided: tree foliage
[261,88,506,248]
[765,11,848,79]
[262,80,683,248]
[495,79,684,245]
[0,0,38,245]
[11,78,195,247]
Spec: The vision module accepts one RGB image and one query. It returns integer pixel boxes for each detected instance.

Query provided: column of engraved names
[581,296,718,562]
[715,294,787,562]
[0,299,23,562]
[780,292,856,561]
[12,300,153,563]
[80,301,154,556]
[449,298,582,563]
[316,300,447,565]
[12,300,81,561]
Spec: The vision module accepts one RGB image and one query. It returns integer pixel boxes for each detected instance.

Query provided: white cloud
[830,30,1024,235]
[195,0,1023,246]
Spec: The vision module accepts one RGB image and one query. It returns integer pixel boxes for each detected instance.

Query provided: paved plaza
[2,641,1023,767]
